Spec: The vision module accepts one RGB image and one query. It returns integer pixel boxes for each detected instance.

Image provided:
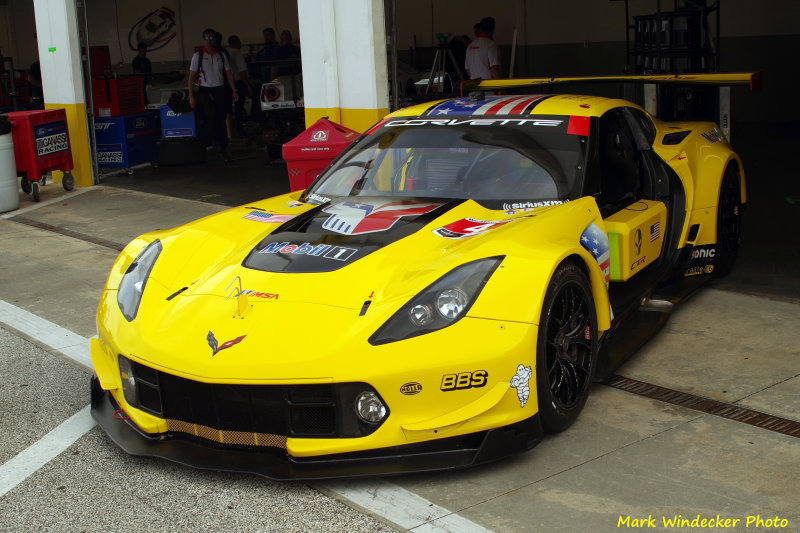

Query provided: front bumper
[91,375,543,480]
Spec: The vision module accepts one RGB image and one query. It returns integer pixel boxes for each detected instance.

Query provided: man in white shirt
[465,17,501,80]
[188,28,238,160]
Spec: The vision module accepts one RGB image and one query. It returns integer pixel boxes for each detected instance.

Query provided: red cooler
[5,109,75,200]
[282,118,360,191]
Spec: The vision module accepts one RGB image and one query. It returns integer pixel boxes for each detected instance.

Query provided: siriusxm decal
[258,241,357,261]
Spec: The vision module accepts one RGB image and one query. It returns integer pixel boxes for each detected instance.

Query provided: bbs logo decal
[433,218,509,239]
[441,370,487,391]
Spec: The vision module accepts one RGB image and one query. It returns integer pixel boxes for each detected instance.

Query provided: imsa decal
[441,370,488,391]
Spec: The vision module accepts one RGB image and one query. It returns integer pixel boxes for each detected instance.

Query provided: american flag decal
[650,222,660,242]
[242,211,297,223]
[580,222,610,285]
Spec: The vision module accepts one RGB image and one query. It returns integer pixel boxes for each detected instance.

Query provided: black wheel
[62,172,75,191]
[31,181,40,202]
[536,262,598,433]
[715,166,742,276]
[20,177,31,194]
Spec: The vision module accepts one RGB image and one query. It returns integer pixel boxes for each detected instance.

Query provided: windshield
[303,115,586,206]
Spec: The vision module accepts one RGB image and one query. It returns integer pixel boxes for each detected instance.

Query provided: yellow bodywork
[93,92,744,459]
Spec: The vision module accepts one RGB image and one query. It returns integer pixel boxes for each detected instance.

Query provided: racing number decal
[441,370,488,391]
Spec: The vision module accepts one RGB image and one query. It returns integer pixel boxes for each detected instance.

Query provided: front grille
[125,360,385,447]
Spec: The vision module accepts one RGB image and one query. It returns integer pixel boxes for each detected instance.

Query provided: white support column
[643,84,658,116]
[32,0,92,186]
[298,0,389,133]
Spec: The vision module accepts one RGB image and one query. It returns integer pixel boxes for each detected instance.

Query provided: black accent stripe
[9,216,125,251]
[521,94,555,114]
[606,375,800,438]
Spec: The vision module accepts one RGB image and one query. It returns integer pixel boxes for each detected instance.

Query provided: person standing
[227,34,252,136]
[132,43,152,74]
[188,28,238,161]
[465,17,501,80]
[256,27,278,82]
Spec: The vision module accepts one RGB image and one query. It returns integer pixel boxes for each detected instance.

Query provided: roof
[386,94,644,120]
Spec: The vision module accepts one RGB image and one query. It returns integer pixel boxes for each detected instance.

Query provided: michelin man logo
[510,364,532,407]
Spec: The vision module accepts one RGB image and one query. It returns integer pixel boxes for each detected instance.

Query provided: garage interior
[0,1,799,531]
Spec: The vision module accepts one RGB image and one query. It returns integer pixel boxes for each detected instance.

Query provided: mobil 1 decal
[433,218,510,239]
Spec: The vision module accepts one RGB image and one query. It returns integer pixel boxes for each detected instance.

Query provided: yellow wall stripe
[45,103,93,188]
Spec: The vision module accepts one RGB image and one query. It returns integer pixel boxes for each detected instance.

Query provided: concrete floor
[0,121,798,532]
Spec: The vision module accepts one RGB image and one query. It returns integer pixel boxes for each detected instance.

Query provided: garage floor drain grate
[605,375,800,438]
[10,216,125,251]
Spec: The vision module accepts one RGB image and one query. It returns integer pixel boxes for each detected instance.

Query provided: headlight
[118,355,138,406]
[369,256,503,345]
[355,391,387,423]
[117,240,162,321]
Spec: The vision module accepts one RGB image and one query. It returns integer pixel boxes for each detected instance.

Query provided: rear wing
[460,71,762,140]
[460,71,763,95]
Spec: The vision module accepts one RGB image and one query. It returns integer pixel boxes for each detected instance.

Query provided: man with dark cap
[188,27,238,161]
[465,17,500,80]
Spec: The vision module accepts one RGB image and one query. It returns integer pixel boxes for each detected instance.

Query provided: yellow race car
[91,87,746,479]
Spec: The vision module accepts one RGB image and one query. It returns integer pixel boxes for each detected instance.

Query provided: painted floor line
[320,478,494,533]
[0,301,491,533]
[0,406,95,498]
[0,300,92,371]
[0,186,98,220]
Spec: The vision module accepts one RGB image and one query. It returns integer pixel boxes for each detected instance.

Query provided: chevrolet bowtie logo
[207,331,246,356]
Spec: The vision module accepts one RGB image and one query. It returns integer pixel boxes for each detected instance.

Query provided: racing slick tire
[536,261,598,433]
[714,166,743,277]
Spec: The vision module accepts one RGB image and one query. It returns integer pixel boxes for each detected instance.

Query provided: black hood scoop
[243,197,460,273]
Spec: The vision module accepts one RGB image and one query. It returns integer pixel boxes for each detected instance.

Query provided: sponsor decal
[684,264,716,277]
[701,128,725,144]
[504,210,517,215]
[400,382,422,395]
[433,217,510,239]
[310,130,329,142]
[287,201,304,208]
[242,211,297,223]
[441,370,488,391]
[584,325,592,340]
[425,95,548,116]
[650,222,660,242]
[692,247,716,259]
[631,256,647,271]
[308,193,331,204]
[97,144,124,164]
[258,241,358,262]
[34,122,69,156]
[239,290,279,300]
[207,331,246,356]
[580,222,610,285]
[322,200,439,235]
[510,364,532,407]
[385,118,563,128]
[95,122,113,131]
[634,229,643,256]
[502,200,567,211]
[165,110,180,117]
